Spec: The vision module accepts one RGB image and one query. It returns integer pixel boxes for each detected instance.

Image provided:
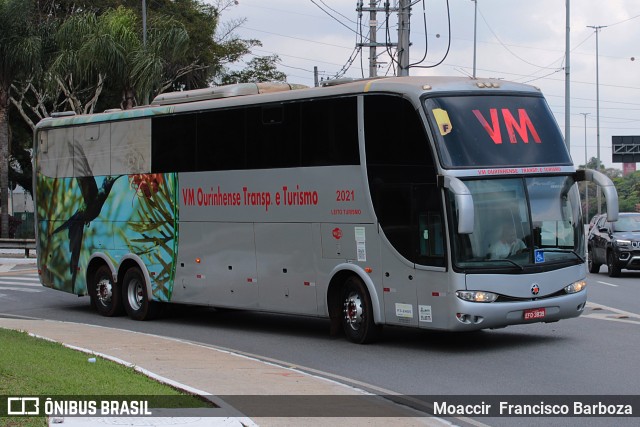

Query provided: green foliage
[613,171,640,212]
[220,54,288,84]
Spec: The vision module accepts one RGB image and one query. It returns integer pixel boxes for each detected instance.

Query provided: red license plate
[523,308,546,320]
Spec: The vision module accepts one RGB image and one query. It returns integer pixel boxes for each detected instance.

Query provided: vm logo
[473,108,542,145]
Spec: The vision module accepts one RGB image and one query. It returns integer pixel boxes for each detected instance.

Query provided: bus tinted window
[153,97,359,173]
[364,94,444,266]
[300,97,359,166]
[197,108,246,171]
[424,95,571,169]
[246,104,301,169]
[152,114,197,173]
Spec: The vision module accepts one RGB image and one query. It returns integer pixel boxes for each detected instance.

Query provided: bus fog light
[564,280,587,294]
[456,290,498,303]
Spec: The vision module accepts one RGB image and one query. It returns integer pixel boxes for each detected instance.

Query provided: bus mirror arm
[576,169,619,222]
[440,175,475,234]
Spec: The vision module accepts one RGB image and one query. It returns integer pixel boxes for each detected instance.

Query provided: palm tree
[0,0,41,237]
[54,6,190,110]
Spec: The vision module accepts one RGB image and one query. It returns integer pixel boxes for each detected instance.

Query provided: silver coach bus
[34,76,618,343]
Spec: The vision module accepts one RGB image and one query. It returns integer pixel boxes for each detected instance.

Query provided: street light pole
[587,25,606,213]
[579,112,590,218]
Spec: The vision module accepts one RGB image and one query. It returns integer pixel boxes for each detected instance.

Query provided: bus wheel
[341,276,380,344]
[122,267,157,321]
[89,265,123,317]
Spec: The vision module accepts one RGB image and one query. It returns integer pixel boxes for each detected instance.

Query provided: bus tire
[340,276,381,344]
[89,265,123,317]
[122,267,158,321]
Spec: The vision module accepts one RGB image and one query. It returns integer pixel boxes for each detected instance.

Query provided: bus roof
[35,76,542,129]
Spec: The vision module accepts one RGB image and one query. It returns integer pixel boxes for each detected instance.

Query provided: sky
[213,0,640,170]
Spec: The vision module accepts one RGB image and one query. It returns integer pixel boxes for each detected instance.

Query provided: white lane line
[596,281,618,287]
[0,280,41,287]
[0,286,42,293]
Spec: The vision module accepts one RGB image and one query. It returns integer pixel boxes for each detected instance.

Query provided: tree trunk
[0,86,10,238]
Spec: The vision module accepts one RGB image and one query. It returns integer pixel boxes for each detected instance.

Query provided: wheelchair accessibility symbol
[534,250,545,263]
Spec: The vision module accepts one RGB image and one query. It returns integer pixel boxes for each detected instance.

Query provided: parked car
[588,212,640,277]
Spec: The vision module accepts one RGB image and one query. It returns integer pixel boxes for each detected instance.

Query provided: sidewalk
[0,257,444,427]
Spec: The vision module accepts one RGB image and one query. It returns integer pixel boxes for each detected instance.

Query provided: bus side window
[364,94,444,267]
[246,104,301,169]
[197,108,246,171]
[152,114,197,173]
[300,97,359,166]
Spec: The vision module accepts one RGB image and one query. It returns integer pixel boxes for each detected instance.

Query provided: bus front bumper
[447,290,587,331]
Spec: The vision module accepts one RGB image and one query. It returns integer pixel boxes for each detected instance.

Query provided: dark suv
[588,212,640,277]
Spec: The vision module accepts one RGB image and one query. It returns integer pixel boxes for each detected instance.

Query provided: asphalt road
[1,264,638,427]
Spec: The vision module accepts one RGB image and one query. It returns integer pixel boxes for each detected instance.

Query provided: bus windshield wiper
[482,259,524,271]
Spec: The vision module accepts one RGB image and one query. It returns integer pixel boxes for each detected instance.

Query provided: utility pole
[356,1,398,78]
[471,0,477,78]
[588,25,606,214]
[397,0,411,76]
[369,1,378,77]
[565,0,570,151]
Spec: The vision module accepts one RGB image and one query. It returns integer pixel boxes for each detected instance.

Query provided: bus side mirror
[441,176,474,234]
[576,169,619,222]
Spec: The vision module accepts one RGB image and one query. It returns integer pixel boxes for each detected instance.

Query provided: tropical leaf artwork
[117,173,179,301]
[36,175,83,293]
[36,172,179,300]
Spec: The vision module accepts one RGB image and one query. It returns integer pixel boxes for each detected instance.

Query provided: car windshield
[613,215,640,232]
[451,176,584,270]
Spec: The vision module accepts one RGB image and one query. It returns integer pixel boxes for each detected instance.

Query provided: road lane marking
[583,302,640,324]
[596,281,618,287]
[0,286,42,293]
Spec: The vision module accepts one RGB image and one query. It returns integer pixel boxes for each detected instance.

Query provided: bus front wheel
[122,267,158,321]
[340,276,380,344]
[89,265,123,317]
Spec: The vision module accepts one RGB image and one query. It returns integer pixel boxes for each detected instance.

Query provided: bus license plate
[524,308,546,320]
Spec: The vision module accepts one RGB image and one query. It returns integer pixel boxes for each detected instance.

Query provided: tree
[0,0,42,237]
[219,55,287,85]
[613,171,640,213]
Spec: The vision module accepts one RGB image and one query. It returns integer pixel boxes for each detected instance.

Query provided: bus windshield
[424,95,572,169]
[451,176,585,270]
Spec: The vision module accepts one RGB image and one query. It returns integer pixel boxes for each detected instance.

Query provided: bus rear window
[424,95,571,169]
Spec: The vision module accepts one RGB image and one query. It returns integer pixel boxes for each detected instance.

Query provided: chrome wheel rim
[127,278,144,311]
[343,291,364,331]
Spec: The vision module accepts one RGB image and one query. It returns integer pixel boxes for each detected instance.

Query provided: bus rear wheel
[89,265,123,317]
[122,267,158,321]
[340,276,380,344]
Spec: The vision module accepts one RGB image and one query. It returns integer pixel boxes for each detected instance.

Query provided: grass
[0,328,212,426]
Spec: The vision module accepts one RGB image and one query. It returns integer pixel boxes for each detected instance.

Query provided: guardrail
[0,238,36,258]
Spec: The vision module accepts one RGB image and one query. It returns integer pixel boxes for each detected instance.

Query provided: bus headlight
[564,280,587,294]
[456,290,498,303]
